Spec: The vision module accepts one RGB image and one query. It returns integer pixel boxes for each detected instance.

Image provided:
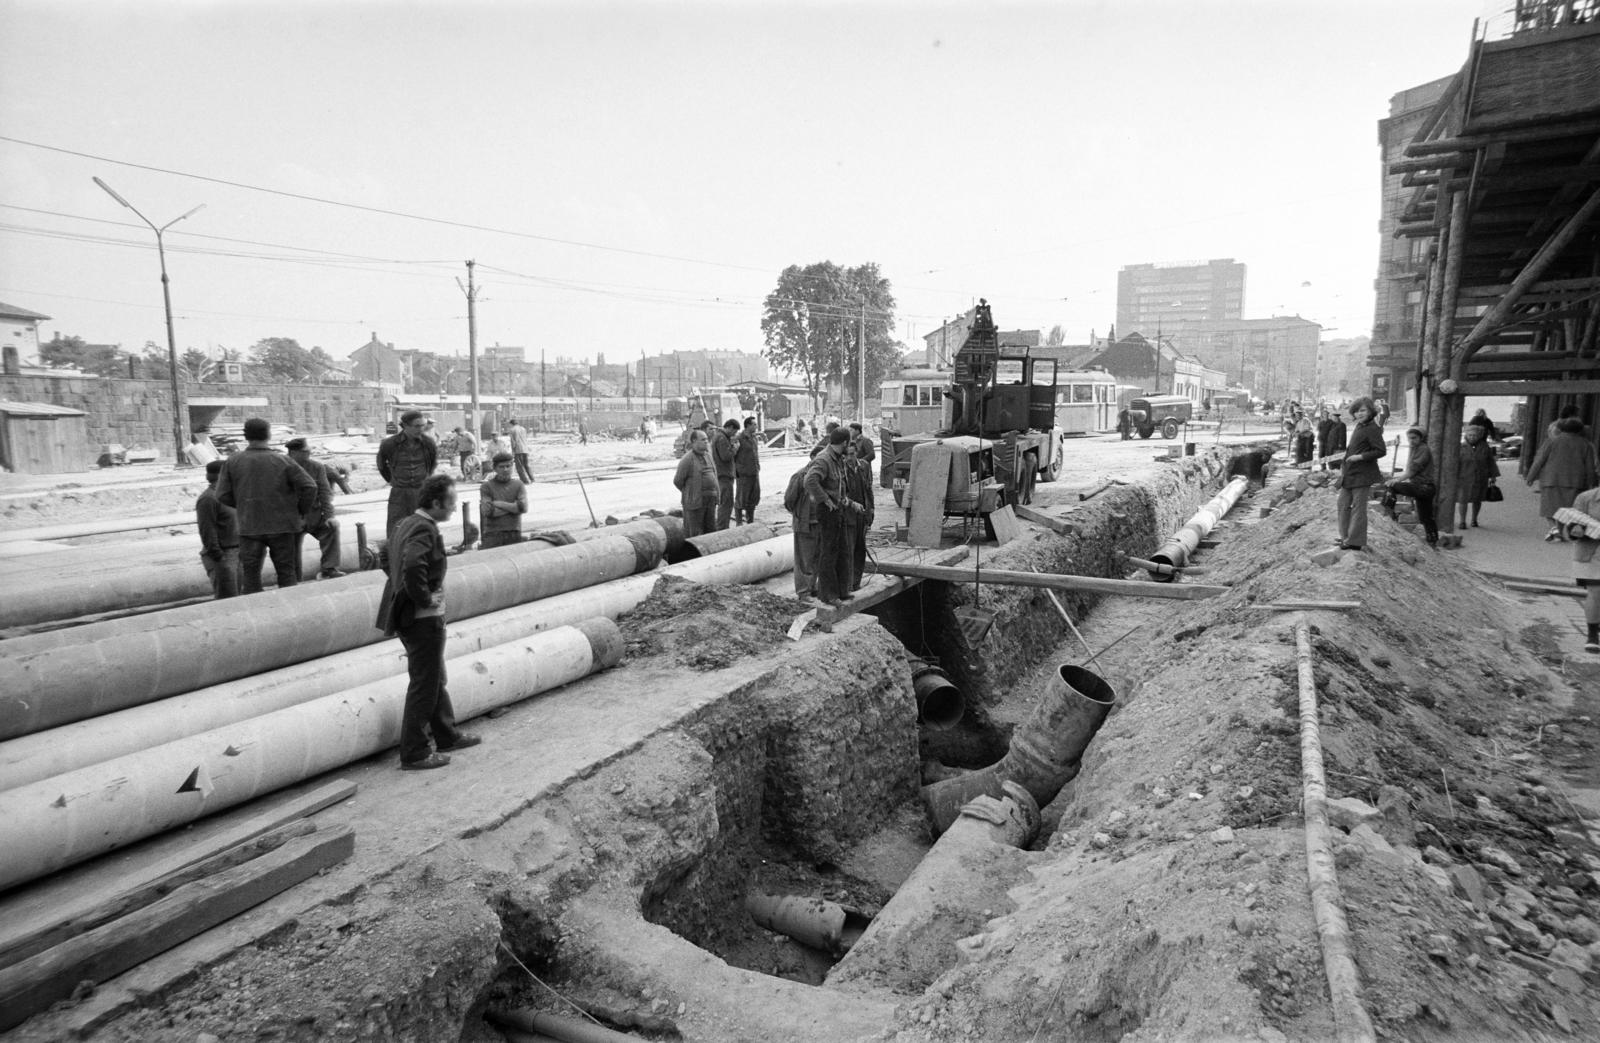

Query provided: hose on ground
[1295,619,1376,1043]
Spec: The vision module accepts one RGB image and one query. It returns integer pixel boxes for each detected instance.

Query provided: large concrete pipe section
[0,619,623,892]
[908,658,964,731]
[665,523,778,564]
[1145,475,1248,581]
[921,664,1115,834]
[828,782,1039,993]
[0,522,673,741]
[0,534,796,789]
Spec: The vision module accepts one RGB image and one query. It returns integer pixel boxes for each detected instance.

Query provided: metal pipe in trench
[908,658,964,730]
[0,619,623,892]
[921,664,1115,834]
[828,783,1039,992]
[1144,475,1248,581]
[0,520,675,741]
[0,534,796,790]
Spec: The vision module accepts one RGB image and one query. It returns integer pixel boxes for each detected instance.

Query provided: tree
[250,337,327,383]
[39,334,128,377]
[180,348,214,382]
[760,261,899,415]
[1046,324,1066,346]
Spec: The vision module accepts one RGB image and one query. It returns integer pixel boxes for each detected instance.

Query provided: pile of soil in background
[618,574,804,670]
[886,487,1600,1042]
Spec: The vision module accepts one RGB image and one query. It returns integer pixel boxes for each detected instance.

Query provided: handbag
[1485,482,1504,503]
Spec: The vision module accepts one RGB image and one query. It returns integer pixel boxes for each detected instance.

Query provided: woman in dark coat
[1455,423,1500,529]
[1335,397,1386,551]
[1526,417,1599,541]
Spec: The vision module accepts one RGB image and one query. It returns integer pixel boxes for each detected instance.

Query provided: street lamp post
[93,177,204,464]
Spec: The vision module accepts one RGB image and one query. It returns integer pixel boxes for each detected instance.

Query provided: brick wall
[0,375,389,461]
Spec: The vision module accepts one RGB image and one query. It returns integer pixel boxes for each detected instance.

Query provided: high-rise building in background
[1116,259,1246,334]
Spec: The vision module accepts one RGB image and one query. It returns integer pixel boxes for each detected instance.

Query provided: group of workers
[673,416,765,535]
[787,421,876,607]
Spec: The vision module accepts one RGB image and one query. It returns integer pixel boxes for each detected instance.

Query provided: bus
[879,369,953,438]
[1051,370,1118,436]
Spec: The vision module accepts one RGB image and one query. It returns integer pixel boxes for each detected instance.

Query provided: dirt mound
[891,489,1600,1041]
[618,574,803,670]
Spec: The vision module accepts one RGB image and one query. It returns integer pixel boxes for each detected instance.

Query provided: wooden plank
[1503,581,1584,599]
[987,504,1021,545]
[0,820,317,972]
[1251,600,1363,612]
[0,825,355,1032]
[1012,503,1077,535]
[0,779,356,962]
[871,562,1229,601]
[1457,379,1600,395]
[812,546,971,632]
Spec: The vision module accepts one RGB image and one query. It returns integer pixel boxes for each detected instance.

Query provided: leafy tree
[180,348,213,382]
[250,337,327,383]
[760,261,899,414]
[39,333,128,377]
[1047,324,1066,346]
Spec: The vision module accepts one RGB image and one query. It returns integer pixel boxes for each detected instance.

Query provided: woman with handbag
[1456,423,1500,529]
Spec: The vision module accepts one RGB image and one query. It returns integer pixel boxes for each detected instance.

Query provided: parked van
[1128,395,1194,439]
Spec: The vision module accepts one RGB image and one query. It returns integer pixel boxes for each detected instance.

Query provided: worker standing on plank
[375,473,482,771]
[804,427,857,607]
[217,417,317,595]
[479,451,528,549]
[378,410,438,539]
[674,428,719,537]
[843,438,875,591]
[286,438,346,579]
[195,458,240,599]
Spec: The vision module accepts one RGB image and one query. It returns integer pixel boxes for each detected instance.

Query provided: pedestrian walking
[479,452,527,549]
[1467,409,1499,443]
[1293,411,1315,465]
[286,438,345,579]
[1456,424,1499,529]
[375,474,481,771]
[508,418,534,483]
[1526,417,1599,541]
[1117,408,1133,440]
[1382,428,1438,546]
[1334,397,1386,552]
[378,410,439,539]
[734,416,761,525]
[452,426,479,476]
[712,419,738,530]
[674,428,719,537]
[195,459,240,599]
[217,417,317,593]
[803,428,857,606]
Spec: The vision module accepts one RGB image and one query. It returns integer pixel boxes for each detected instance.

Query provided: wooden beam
[870,561,1229,601]
[1408,117,1600,155]
[1457,379,1600,395]
[1251,600,1361,612]
[812,545,971,631]
[0,826,355,1033]
[0,820,317,972]
[1465,355,1600,375]
[1012,503,1079,535]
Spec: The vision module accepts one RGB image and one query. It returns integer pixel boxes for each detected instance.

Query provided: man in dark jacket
[848,422,876,485]
[217,417,317,594]
[734,417,761,525]
[803,428,859,606]
[286,438,344,580]
[843,439,875,590]
[674,428,719,536]
[711,419,738,530]
[195,459,239,599]
[375,474,480,771]
[378,410,438,538]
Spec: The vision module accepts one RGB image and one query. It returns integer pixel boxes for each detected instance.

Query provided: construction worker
[378,410,438,539]
[286,438,345,579]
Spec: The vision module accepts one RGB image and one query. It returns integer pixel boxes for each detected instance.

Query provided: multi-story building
[634,350,769,400]
[1370,74,1455,405]
[1116,259,1246,334]
[1166,316,1324,401]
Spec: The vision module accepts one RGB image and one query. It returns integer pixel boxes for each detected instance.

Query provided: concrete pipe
[0,619,623,892]
[921,664,1116,834]
[0,529,667,741]
[1146,475,1248,581]
[908,658,964,731]
[829,782,1038,992]
[0,534,797,790]
[665,523,779,565]
[486,1009,641,1043]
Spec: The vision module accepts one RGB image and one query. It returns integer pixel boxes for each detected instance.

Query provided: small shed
[0,401,95,474]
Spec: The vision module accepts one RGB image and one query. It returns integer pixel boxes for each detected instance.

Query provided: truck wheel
[1162,418,1180,440]
[1017,452,1038,505]
[1139,427,1154,439]
[1040,452,1062,483]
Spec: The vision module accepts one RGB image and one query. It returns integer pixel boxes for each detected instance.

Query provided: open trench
[82,442,1597,1043]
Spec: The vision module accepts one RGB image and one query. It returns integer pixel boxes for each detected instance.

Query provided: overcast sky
[0,0,1509,366]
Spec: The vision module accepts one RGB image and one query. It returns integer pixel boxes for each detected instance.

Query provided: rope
[1294,620,1376,1043]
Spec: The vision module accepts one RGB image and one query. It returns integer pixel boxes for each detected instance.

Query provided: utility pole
[456,260,481,437]
[540,349,547,427]
[857,302,866,423]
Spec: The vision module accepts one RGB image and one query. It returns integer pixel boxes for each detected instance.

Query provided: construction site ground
[4,422,1600,1042]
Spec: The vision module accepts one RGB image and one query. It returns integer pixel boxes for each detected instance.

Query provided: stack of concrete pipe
[0,531,796,891]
